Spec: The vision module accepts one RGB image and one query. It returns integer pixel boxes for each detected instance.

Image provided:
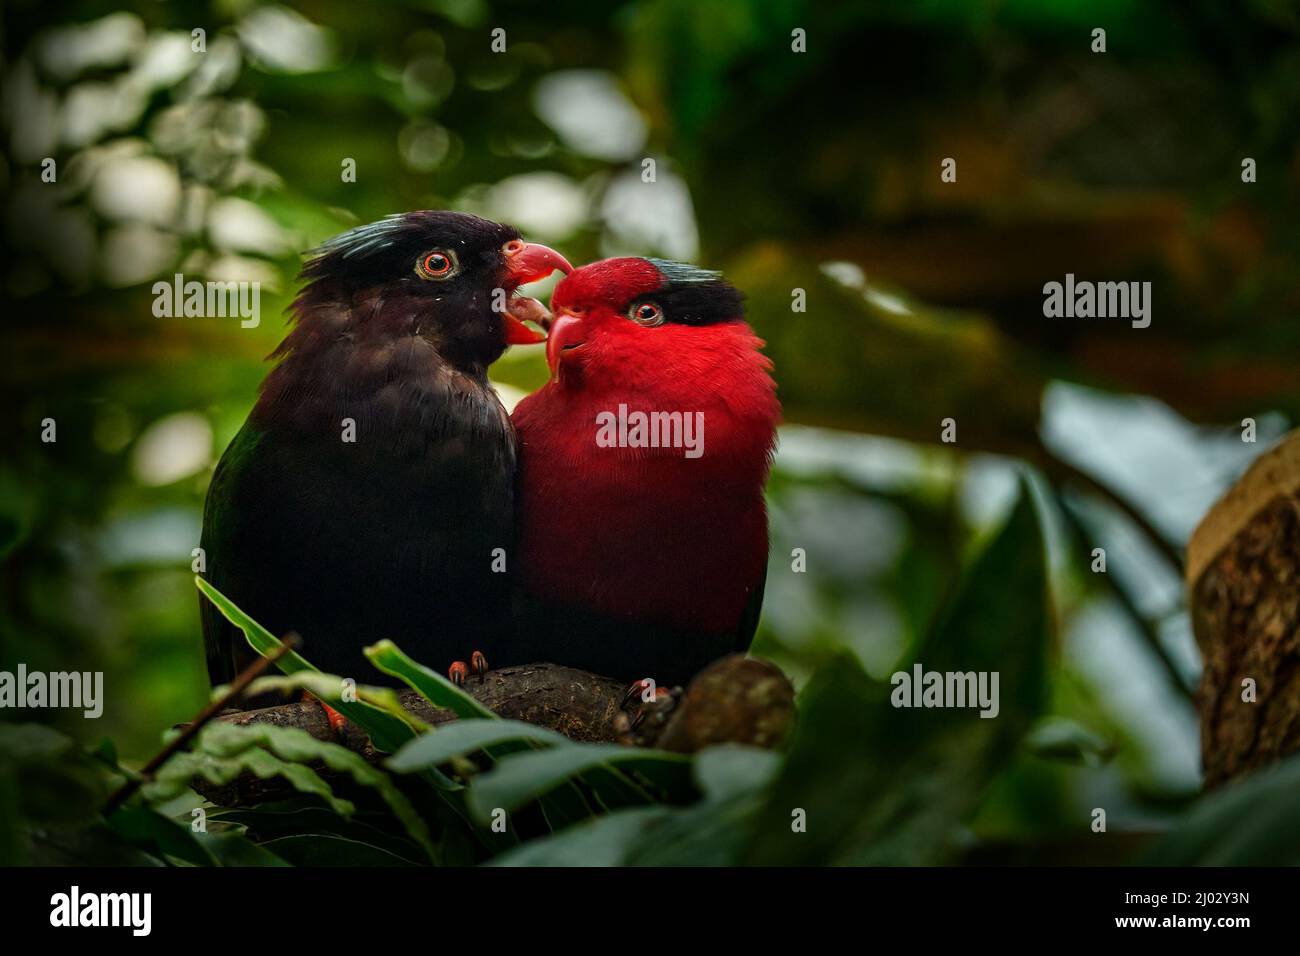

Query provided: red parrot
[512,257,780,689]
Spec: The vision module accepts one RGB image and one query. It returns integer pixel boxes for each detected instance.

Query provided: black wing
[733,559,768,654]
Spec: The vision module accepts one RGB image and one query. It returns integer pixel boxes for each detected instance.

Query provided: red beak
[545,312,585,373]
[501,241,572,346]
[503,241,572,286]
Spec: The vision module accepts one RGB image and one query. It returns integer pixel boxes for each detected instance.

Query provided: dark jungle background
[1,0,1298,866]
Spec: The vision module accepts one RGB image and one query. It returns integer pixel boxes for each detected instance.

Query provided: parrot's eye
[416,250,459,280]
[630,302,665,327]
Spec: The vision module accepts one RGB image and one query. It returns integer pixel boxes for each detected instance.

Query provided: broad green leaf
[143,747,355,818]
[193,830,291,867]
[195,577,419,755]
[23,822,168,867]
[107,805,217,867]
[1140,754,1300,866]
[615,747,783,866]
[693,745,782,802]
[467,745,692,823]
[574,766,657,815]
[369,648,602,833]
[196,722,437,863]
[492,748,781,867]
[0,723,111,826]
[207,805,426,865]
[258,833,421,867]
[625,789,768,866]
[365,639,497,720]
[387,719,570,773]
[194,584,529,851]
[488,807,673,867]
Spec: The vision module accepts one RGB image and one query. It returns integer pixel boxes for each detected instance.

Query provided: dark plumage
[200,211,568,685]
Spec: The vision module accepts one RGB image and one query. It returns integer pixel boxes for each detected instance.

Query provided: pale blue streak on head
[646,258,724,287]
[309,214,412,261]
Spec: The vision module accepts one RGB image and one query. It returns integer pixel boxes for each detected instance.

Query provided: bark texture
[1189,430,1300,787]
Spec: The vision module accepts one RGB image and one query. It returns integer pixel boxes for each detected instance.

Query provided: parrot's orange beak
[501,241,572,345]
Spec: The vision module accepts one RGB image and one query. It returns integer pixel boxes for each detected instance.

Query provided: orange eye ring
[630,302,664,327]
[416,249,458,280]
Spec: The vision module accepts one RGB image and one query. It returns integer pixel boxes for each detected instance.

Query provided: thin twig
[102,634,302,816]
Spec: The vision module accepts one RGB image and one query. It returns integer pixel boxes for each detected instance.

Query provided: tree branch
[194,656,796,807]
[1189,430,1300,786]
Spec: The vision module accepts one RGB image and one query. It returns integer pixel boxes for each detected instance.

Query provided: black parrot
[199,211,569,687]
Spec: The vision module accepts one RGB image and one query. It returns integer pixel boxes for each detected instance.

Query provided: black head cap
[301,211,521,291]
[291,211,527,373]
[638,258,745,326]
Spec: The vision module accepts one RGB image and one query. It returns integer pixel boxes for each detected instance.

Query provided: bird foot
[621,678,657,709]
[615,677,681,745]
[448,650,489,688]
[302,691,347,740]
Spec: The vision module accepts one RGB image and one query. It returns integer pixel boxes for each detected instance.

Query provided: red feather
[513,259,779,635]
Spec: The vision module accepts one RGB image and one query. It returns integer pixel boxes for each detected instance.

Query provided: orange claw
[449,661,469,687]
[302,691,347,739]
[622,678,655,709]
[470,651,488,679]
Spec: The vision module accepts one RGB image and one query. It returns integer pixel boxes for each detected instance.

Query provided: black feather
[636,258,745,326]
[200,211,525,688]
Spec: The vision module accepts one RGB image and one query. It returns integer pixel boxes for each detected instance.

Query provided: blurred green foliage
[3,495,1296,865]
[2,0,1298,864]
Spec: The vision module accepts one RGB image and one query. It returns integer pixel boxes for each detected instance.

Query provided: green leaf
[195,577,421,755]
[1140,754,1300,865]
[106,805,217,867]
[624,789,768,866]
[195,576,315,670]
[387,719,570,773]
[1025,717,1116,767]
[365,639,498,720]
[488,807,673,867]
[370,648,607,833]
[143,747,356,818]
[742,482,1051,865]
[196,578,513,847]
[193,830,291,866]
[23,822,168,867]
[196,576,494,854]
[492,748,781,867]
[207,804,426,865]
[240,673,425,731]
[257,833,422,867]
[614,747,783,866]
[0,724,111,827]
[693,745,782,802]
[467,745,692,823]
[195,722,438,863]
[195,581,593,848]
